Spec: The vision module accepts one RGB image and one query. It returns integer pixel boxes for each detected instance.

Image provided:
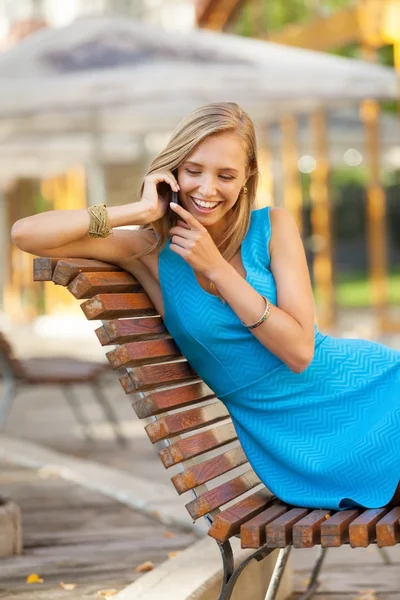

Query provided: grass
[314,268,400,308]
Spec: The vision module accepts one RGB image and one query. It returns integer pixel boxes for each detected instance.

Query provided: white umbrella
[0,14,397,133]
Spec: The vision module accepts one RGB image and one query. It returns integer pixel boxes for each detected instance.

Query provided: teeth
[192,197,219,209]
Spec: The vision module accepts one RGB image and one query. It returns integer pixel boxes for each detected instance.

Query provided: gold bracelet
[87,204,113,238]
[241,296,271,330]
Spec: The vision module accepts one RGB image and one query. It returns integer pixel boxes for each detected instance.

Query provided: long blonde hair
[136,102,259,262]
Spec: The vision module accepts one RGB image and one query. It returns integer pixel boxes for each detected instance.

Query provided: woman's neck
[206,218,228,247]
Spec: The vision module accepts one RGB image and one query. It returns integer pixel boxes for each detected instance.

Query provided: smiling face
[176,130,248,230]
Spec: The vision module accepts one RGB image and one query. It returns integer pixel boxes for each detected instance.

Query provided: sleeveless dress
[159,205,400,510]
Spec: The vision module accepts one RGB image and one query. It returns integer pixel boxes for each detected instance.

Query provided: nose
[198,175,217,199]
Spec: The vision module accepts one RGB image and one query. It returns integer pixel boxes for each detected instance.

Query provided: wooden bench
[0,309,125,445]
[33,257,400,600]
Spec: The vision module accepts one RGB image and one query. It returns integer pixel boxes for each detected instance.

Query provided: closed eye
[185,169,234,181]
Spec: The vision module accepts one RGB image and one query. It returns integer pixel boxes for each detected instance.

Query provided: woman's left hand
[169,202,227,278]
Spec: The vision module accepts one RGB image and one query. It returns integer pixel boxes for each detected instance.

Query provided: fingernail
[170,202,177,207]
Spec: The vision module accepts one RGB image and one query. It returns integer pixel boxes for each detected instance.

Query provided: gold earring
[240,186,248,195]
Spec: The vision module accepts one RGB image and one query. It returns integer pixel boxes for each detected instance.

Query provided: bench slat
[119,363,198,393]
[349,508,390,547]
[320,509,360,547]
[293,510,332,548]
[96,317,167,346]
[376,507,400,547]
[107,339,181,369]
[159,423,237,468]
[68,271,141,299]
[240,503,289,549]
[171,447,248,494]
[185,470,261,520]
[145,402,229,443]
[266,508,309,548]
[208,489,274,543]
[81,293,156,320]
[33,257,60,281]
[133,383,214,418]
[53,259,121,286]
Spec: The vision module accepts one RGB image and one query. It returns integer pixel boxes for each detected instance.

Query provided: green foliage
[320,268,400,308]
[232,2,397,113]
[266,0,309,31]
[232,0,355,36]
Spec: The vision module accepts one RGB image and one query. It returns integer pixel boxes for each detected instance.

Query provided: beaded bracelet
[241,296,271,330]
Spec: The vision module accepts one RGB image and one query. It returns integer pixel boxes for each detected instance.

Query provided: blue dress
[159,205,400,510]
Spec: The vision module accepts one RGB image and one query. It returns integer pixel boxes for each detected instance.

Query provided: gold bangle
[241,296,271,329]
[87,203,113,238]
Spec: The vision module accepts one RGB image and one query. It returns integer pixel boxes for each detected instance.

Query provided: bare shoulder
[112,228,159,264]
[269,207,299,254]
[269,206,297,228]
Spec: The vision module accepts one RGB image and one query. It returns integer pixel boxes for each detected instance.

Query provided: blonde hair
[135,102,259,263]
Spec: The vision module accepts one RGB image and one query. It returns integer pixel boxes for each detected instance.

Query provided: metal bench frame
[0,332,126,445]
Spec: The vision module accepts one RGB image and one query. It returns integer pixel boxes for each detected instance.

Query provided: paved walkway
[1,317,399,599]
[0,461,195,600]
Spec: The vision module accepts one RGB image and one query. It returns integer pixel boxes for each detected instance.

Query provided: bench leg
[377,546,392,565]
[90,381,126,446]
[264,546,292,600]
[217,540,234,599]
[297,546,328,600]
[0,355,17,431]
[62,385,94,443]
[217,541,276,600]
[0,378,17,431]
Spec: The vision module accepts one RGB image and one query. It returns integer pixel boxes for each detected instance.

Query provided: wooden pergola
[195,0,400,334]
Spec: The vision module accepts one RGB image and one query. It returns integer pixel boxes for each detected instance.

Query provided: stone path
[1,321,399,599]
[290,544,400,599]
[0,462,195,599]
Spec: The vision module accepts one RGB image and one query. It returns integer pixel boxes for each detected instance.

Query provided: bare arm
[209,208,315,373]
[11,170,180,262]
[167,203,315,373]
[11,202,156,262]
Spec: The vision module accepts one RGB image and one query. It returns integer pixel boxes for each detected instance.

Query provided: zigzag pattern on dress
[159,206,400,510]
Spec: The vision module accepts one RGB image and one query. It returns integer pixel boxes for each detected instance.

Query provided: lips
[189,196,220,213]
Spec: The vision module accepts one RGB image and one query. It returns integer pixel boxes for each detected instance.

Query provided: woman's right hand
[139,170,180,222]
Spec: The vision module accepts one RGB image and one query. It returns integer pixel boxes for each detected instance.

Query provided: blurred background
[0,0,399,354]
[0,0,399,359]
[0,4,399,596]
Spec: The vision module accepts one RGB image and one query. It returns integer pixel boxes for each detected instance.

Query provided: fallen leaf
[96,590,118,598]
[26,573,44,584]
[164,531,176,539]
[353,590,377,600]
[60,582,77,590]
[168,551,182,559]
[135,561,154,573]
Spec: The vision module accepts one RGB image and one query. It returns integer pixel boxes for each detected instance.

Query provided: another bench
[33,257,400,600]
[0,310,125,445]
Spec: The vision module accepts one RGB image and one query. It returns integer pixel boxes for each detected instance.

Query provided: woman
[12,102,400,510]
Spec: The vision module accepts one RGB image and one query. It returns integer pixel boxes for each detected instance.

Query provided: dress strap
[246,206,272,269]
